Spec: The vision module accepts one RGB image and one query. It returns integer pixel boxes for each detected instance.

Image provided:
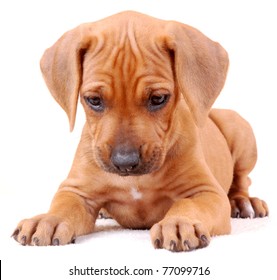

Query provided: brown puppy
[13,11,268,251]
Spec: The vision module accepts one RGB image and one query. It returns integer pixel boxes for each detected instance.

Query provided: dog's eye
[85,96,105,112]
[148,94,170,111]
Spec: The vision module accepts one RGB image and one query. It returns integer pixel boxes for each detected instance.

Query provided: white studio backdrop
[0,0,276,279]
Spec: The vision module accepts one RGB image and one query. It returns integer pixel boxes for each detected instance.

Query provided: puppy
[13,11,268,251]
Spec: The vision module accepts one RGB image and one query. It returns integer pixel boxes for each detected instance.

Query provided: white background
[0,0,276,279]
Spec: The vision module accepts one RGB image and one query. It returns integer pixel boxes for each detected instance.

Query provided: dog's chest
[129,186,143,200]
[105,183,173,228]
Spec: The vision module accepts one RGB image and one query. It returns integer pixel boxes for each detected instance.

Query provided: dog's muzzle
[96,143,163,176]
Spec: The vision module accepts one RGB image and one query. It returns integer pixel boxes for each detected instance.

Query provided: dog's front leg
[12,190,97,246]
[150,190,231,252]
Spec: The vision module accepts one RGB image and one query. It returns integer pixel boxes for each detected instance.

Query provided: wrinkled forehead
[81,22,174,92]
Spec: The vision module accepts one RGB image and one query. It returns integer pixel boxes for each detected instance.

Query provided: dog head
[40,11,228,176]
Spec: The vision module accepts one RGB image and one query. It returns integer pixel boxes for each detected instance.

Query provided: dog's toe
[230,196,269,218]
[50,221,75,245]
[13,217,39,245]
[250,197,269,217]
[13,214,75,246]
[150,217,210,252]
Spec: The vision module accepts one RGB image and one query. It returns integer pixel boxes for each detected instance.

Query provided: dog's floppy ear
[165,22,229,126]
[40,25,91,131]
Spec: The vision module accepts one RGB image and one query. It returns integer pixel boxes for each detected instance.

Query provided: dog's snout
[111,146,140,175]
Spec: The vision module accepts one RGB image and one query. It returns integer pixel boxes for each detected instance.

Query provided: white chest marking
[130,187,143,200]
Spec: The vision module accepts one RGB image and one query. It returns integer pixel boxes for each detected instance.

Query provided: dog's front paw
[150,217,210,252]
[12,214,75,246]
[230,197,269,218]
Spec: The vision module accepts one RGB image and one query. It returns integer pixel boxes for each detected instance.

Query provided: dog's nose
[111,146,140,174]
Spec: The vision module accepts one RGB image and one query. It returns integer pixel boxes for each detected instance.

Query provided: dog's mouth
[99,157,161,177]
[107,166,152,177]
[95,145,163,176]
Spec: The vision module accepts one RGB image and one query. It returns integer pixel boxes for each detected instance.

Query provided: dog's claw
[33,237,39,246]
[170,240,177,252]
[154,239,161,249]
[183,240,192,251]
[52,238,60,246]
[199,235,209,248]
[20,235,27,246]
[11,229,20,240]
